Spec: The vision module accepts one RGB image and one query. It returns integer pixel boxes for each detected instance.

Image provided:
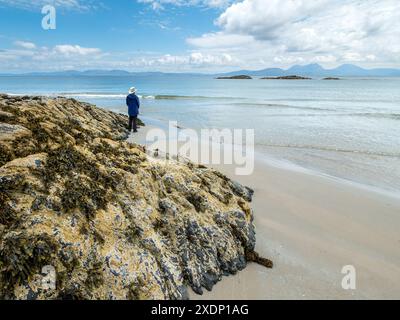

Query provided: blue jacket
[126,93,140,116]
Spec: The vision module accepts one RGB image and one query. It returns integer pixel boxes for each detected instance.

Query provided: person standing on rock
[126,87,140,133]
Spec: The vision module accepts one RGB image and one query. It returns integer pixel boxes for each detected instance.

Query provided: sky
[0,0,399,73]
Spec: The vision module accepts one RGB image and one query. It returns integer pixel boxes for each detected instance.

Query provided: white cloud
[2,0,400,72]
[0,41,236,72]
[216,0,327,40]
[14,41,37,49]
[131,52,235,68]
[0,43,105,71]
[138,0,233,10]
[54,45,101,56]
[187,32,253,49]
[188,0,400,69]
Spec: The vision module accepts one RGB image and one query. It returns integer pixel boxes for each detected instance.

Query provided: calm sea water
[1,74,399,194]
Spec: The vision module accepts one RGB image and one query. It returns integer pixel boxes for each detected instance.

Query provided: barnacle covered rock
[0,94,269,300]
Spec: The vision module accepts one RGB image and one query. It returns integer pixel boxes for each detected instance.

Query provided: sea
[1,74,399,195]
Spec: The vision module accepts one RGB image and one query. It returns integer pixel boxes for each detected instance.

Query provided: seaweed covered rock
[0,94,268,300]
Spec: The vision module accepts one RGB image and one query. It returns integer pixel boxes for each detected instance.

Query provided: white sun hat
[128,87,136,94]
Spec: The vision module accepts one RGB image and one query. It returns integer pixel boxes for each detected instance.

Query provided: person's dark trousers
[128,116,137,132]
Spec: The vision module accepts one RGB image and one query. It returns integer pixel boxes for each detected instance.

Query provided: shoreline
[255,152,400,202]
[131,118,400,201]
[129,122,400,299]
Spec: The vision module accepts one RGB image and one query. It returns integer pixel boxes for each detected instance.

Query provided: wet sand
[129,125,400,299]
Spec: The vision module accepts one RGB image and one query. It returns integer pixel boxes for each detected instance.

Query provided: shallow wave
[61,93,156,99]
[154,94,242,100]
[266,97,400,104]
[230,102,331,111]
[231,102,400,120]
[61,93,126,98]
[4,92,244,101]
[349,112,400,120]
[6,93,29,97]
[257,142,400,158]
[253,112,400,120]
[6,92,156,99]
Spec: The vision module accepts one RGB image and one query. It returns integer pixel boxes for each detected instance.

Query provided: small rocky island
[322,77,340,80]
[0,94,271,300]
[261,75,311,80]
[216,75,252,80]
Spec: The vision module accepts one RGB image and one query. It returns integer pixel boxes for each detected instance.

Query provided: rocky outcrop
[0,94,271,300]
[216,75,253,80]
[261,75,311,80]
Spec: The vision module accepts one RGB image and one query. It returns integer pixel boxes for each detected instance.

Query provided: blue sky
[0,0,399,73]
[0,1,220,53]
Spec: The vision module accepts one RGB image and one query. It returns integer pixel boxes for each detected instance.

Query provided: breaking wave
[257,142,400,158]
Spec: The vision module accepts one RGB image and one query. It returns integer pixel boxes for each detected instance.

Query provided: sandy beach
[130,124,400,300]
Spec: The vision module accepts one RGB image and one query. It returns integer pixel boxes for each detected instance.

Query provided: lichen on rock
[0,94,271,300]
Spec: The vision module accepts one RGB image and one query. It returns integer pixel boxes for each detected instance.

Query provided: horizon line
[1,63,400,76]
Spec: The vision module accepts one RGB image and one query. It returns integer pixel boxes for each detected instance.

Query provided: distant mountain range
[217,63,400,77]
[1,64,400,77]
